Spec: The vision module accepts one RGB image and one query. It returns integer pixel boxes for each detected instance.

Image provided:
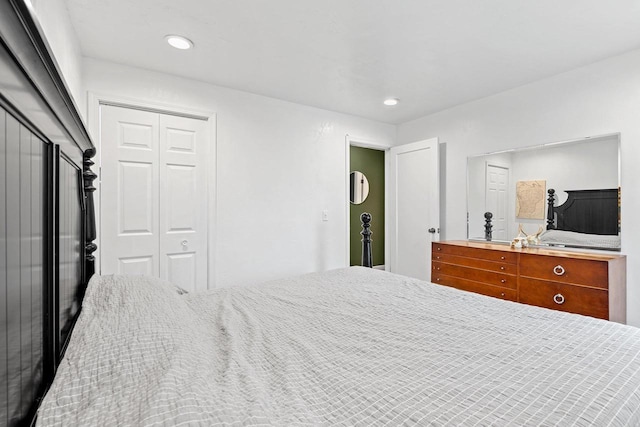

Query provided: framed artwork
[516,180,546,219]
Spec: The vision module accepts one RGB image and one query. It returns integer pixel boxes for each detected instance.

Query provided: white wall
[397,48,640,327]
[29,0,85,115]
[83,58,396,288]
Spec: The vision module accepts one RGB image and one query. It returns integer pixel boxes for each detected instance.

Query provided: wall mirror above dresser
[467,133,620,251]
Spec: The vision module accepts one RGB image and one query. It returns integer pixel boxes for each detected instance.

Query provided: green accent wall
[350,146,385,266]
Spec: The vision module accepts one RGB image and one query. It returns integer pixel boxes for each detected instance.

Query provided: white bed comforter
[37,268,640,426]
[539,229,621,249]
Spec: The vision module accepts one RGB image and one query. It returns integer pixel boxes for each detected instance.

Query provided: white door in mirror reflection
[486,163,509,240]
[350,171,370,204]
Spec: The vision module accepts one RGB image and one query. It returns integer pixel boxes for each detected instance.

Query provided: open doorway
[345,136,440,280]
[346,137,388,269]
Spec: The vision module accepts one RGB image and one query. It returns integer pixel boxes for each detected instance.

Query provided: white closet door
[100,106,160,277]
[100,106,209,291]
[159,115,208,292]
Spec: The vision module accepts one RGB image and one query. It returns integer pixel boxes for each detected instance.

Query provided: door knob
[428,228,436,233]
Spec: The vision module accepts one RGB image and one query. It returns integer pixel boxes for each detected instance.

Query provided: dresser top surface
[435,240,626,261]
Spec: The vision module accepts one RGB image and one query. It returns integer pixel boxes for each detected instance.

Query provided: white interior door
[485,163,509,241]
[100,106,160,277]
[388,138,439,281]
[100,105,209,291]
[159,114,208,291]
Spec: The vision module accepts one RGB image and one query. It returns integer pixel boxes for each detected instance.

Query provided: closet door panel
[100,106,160,277]
[165,164,197,231]
[159,115,208,292]
[118,161,154,234]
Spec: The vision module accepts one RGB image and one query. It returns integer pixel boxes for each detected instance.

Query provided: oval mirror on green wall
[350,171,370,204]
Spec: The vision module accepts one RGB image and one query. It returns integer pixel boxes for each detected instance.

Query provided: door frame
[87,92,217,289]
[345,135,390,270]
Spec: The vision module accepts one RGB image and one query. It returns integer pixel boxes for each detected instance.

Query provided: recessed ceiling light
[383,98,399,106]
[165,35,193,50]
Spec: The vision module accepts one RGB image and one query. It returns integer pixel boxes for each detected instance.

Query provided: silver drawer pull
[553,265,565,276]
[181,240,188,247]
[500,256,505,260]
[437,247,441,251]
[501,279,506,283]
[553,293,565,305]
[500,266,505,271]
[501,292,505,297]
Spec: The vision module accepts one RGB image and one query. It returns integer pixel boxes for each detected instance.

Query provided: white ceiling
[65,0,640,124]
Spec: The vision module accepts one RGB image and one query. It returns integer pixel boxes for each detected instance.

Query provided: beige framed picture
[516,180,546,219]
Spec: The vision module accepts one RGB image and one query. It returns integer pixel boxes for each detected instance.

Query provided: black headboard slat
[0,107,50,425]
[56,152,84,364]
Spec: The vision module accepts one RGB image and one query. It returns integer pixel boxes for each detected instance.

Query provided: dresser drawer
[519,254,608,288]
[433,274,517,301]
[432,253,516,275]
[432,243,517,264]
[519,277,608,319]
[432,262,516,289]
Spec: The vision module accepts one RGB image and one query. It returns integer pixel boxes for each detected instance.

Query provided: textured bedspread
[37,268,640,426]
[539,229,621,249]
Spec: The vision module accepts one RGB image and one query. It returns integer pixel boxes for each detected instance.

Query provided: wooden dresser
[431,241,626,323]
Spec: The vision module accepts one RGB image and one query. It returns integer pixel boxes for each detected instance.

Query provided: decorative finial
[484,212,493,241]
[360,213,373,268]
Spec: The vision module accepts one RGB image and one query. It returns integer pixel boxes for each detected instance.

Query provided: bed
[37,268,640,425]
[543,188,621,250]
[3,2,640,426]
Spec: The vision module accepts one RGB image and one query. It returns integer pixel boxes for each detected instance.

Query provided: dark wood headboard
[0,1,96,424]
[546,188,619,235]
